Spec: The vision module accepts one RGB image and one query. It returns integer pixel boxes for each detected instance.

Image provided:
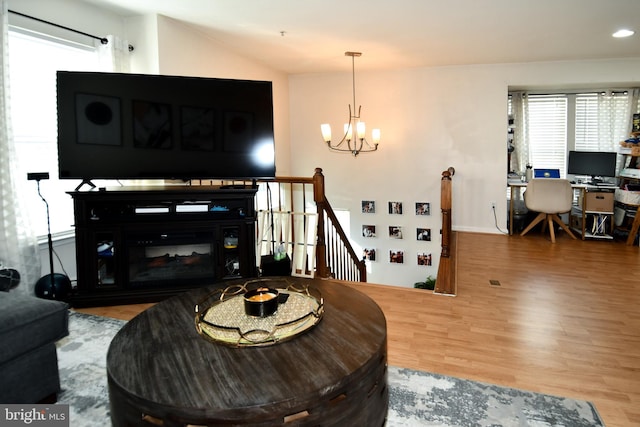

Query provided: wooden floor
[77,231,640,427]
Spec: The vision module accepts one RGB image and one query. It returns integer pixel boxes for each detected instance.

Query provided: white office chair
[520,178,577,243]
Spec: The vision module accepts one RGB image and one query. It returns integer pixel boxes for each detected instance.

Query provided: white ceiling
[80,0,640,74]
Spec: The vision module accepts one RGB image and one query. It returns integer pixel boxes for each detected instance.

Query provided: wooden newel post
[313,168,329,278]
[436,167,456,295]
[440,168,453,258]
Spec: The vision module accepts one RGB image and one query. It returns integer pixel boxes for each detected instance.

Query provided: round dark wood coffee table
[107,277,388,426]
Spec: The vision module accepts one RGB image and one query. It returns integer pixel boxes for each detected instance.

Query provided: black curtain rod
[510,90,633,97]
[8,9,134,52]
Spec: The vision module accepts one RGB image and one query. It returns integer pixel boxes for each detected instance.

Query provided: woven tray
[194,278,324,347]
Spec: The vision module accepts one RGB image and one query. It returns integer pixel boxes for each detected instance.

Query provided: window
[9,28,102,237]
[511,91,634,178]
[525,95,568,174]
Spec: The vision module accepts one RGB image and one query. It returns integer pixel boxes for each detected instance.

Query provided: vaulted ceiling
[81,0,640,74]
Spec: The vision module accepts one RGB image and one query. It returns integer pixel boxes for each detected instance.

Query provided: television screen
[57,71,276,181]
[567,151,617,181]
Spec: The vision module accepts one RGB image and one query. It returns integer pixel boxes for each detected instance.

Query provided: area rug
[57,312,605,426]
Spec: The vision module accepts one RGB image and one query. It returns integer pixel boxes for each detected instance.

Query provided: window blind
[525,94,568,175]
[575,93,599,151]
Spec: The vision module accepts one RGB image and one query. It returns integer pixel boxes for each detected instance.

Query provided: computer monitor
[567,151,617,183]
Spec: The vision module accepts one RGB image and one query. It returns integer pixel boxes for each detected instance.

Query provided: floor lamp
[28,172,72,300]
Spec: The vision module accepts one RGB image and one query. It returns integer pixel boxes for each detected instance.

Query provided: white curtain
[0,0,41,294]
[96,34,131,73]
[597,90,631,151]
[510,91,529,175]
[629,88,640,125]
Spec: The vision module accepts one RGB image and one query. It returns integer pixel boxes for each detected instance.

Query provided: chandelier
[320,52,380,156]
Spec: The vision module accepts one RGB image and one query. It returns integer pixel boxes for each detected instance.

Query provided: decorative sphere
[35,273,72,300]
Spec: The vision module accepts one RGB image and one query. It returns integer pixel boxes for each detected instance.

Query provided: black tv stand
[219,179,258,190]
[67,185,258,307]
[220,184,247,189]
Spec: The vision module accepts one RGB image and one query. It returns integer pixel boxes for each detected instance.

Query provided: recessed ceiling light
[612,29,635,38]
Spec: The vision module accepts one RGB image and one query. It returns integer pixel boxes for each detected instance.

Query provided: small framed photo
[417,252,432,266]
[415,202,431,215]
[389,250,404,264]
[362,225,376,237]
[362,200,376,213]
[363,248,376,262]
[132,100,173,149]
[389,226,403,239]
[181,106,216,151]
[417,228,431,241]
[388,201,403,214]
[76,93,122,146]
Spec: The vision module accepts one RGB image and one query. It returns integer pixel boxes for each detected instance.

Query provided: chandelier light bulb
[320,124,332,142]
[372,129,381,145]
[357,122,366,140]
[344,123,353,141]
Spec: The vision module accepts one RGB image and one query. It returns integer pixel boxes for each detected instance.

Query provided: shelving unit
[570,187,615,240]
[615,146,640,245]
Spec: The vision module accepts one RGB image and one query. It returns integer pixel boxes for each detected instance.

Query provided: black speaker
[29,172,72,301]
[34,273,72,300]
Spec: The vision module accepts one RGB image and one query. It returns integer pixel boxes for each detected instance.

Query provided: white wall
[150,15,292,176]
[125,14,160,75]
[289,58,640,287]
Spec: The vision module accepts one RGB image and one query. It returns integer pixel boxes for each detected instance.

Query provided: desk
[107,277,388,426]
[508,182,614,236]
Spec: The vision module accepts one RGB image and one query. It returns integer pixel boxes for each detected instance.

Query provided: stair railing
[312,169,366,282]
[435,167,457,295]
[243,168,366,282]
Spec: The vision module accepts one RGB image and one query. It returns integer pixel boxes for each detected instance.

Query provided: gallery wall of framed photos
[359,198,437,285]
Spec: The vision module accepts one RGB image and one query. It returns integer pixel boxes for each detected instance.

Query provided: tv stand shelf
[68,186,258,307]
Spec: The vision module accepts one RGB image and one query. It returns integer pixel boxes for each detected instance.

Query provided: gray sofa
[0,291,69,403]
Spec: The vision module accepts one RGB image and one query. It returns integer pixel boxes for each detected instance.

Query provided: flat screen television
[56,71,276,183]
[567,150,617,183]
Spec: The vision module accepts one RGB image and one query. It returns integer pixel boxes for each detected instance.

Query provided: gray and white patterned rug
[57,312,605,426]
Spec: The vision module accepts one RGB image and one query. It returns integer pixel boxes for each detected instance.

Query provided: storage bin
[615,188,640,206]
[582,191,614,212]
